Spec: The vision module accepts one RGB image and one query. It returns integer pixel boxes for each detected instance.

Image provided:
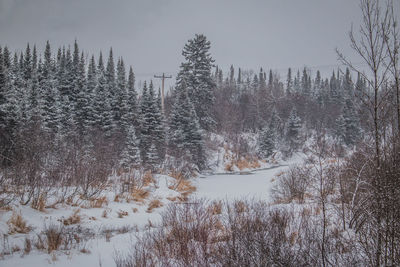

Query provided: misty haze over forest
[0,1,400,266]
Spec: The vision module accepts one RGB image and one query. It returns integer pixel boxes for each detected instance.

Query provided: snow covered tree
[146,143,160,170]
[93,52,112,135]
[334,115,346,143]
[120,125,141,169]
[286,108,302,150]
[286,68,293,96]
[123,66,139,129]
[176,34,215,131]
[258,126,275,158]
[85,55,97,130]
[74,52,89,135]
[168,82,205,169]
[342,98,361,146]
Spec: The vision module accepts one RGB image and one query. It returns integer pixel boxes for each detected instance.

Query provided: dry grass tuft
[225,162,234,172]
[166,196,177,202]
[169,170,185,180]
[63,209,81,226]
[169,179,196,194]
[143,171,155,187]
[234,201,248,213]
[102,209,108,218]
[117,210,128,218]
[130,188,150,203]
[209,201,222,215]
[132,208,138,213]
[24,237,32,254]
[147,199,163,213]
[89,196,108,208]
[289,231,298,246]
[7,211,31,234]
[44,224,64,253]
[80,248,91,254]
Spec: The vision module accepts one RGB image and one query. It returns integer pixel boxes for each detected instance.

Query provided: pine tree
[139,81,152,164]
[334,115,346,143]
[115,57,126,132]
[106,48,119,132]
[342,98,361,146]
[93,52,112,135]
[120,125,141,169]
[147,143,160,169]
[0,49,7,130]
[23,43,32,80]
[86,55,97,129]
[154,88,166,159]
[168,82,204,168]
[286,68,293,96]
[122,66,139,131]
[286,108,302,150]
[176,34,215,130]
[74,52,89,135]
[258,126,275,158]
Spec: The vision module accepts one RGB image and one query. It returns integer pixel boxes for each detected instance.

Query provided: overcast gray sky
[1,0,396,88]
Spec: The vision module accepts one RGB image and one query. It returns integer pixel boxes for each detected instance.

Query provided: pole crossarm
[154,73,172,113]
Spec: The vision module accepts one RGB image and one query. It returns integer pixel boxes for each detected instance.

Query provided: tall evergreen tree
[120,125,141,169]
[93,52,112,135]
[286,108,302,150]
[176,34,215,130]
[168,82,204,168]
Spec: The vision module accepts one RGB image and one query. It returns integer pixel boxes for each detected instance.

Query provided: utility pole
[154,73,172,113]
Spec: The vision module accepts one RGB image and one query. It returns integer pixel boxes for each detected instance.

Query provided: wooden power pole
[154,73,172,113]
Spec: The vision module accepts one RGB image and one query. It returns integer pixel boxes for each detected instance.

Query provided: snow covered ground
[0,154,305,267]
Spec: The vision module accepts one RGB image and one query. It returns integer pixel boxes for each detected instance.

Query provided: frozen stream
[193,165,289,202]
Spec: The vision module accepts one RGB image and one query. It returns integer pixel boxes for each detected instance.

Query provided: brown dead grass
[289,231,298,246]
[234,201,248,213]
[169,170,185,180]
[146,199,163,213]
[63,209,81,226]
[89,196,108,208]
[117,210,128,218]
[130,188,150,203]
[225,157,261,171]
[209,201,222,215]
[143,171,155,187]
[7,211,31,234]
[224,162,234,172]
[166,196,177,202]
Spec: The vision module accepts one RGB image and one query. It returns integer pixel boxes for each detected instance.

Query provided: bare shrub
[271,165,312,203]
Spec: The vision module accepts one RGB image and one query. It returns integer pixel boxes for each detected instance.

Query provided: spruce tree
[176,34,215,131]
[258,126,275,158]
[168,82,204,169]
[86,55,97,129]
[122,66,139,131]
[342,98,361,146]
[286,108,302,150]
[93,52,112,135]
[120,125,141,169]
[286,68,293,96]
[139,81,152,164]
